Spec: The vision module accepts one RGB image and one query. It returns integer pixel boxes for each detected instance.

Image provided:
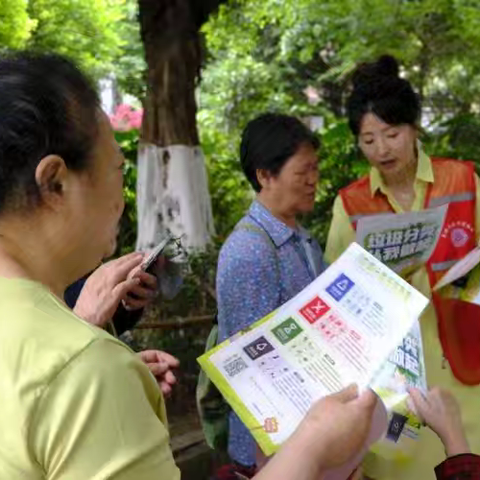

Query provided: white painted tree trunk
[135,143,215,251]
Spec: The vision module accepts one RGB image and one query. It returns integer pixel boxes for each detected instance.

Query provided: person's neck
[256,194,297,229]
[0,217,73,298]
[383,155,418,192]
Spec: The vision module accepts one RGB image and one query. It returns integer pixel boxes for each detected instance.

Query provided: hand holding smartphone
[141,233,174,274]
[123,234,174,305]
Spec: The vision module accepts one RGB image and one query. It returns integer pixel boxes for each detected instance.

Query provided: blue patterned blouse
[216,200,327,466]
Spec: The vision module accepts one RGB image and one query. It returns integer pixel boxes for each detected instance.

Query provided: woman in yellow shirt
[326,55,480,479]
[0,51,376,480]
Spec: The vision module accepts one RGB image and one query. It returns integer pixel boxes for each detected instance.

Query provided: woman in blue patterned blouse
[216,113,328,478]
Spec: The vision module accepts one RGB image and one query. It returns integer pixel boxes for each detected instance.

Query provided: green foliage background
[4,0,480,250]
[3,0,480,416]
[114,129,139,256]
[198,0,480,245]
[1,0,129,78]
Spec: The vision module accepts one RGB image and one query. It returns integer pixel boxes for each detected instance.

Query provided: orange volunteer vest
[340,158,480,384]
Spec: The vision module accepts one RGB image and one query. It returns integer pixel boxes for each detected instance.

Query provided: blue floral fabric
[216,200,327,466]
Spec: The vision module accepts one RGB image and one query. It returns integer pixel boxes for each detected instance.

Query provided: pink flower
[129,110,143,130]
[109,104,143,131]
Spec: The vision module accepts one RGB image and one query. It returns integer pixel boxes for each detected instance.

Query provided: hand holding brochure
[198,243,428,465]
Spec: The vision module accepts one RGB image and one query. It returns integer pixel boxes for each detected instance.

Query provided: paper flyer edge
[432,246,480,291]
[197,353,278,456]
[350,242,429,305]
[196,309,282,456]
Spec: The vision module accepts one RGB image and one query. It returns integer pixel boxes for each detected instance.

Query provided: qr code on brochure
[223,356,249,378]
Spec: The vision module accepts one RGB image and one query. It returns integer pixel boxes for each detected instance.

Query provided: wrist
[73,304,86,320]
[288,421,328,473]
[74,305,102,327]
[443,431,470,457]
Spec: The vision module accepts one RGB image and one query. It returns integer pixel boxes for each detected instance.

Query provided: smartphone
[141,233,173,274]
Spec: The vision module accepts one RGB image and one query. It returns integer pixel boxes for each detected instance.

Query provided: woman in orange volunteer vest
[325,55,480,480]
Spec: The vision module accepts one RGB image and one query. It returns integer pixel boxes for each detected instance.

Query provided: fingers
[140,351,178,383]
[160,352,180,368]
[408,387,429,420]
[159,372,177,397]
[129,284,156,300]
[111,278,141,308]
[138,350,161,363]
[147,367,174,397]
[105,252,144,274]
[163,370,177,385]
[355,388,378,410]
[139,350,178,365]
[125,269,157,307]
[331,384,359,403]
[86,277,140,320]
[428,387,450,405]
[109,254,144,284]
[429,386,442,395]
[114,251,145,266]
[132,270,158,289]
[142,353,177,398]
[147,362,169,377]
[146,363,177,384]
[157,351,180,368]
[123,297,149,311]
[161,382,173,397]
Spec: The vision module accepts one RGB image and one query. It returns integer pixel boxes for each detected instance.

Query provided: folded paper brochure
[198,243,429,474]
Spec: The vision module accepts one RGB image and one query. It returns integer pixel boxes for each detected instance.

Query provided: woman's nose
[376,137,390,158]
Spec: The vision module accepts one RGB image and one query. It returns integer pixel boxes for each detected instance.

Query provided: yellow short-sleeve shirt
[326,152,480,479]
[0,278,180,480]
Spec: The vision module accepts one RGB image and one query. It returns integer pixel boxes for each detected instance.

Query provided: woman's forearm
[252,427,325,480]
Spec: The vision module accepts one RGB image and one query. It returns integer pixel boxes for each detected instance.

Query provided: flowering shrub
[110,104,141,255]
[110,103,143,131]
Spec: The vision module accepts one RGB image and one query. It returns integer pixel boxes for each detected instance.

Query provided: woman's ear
[35,155,68,206]
[256,168,272,191]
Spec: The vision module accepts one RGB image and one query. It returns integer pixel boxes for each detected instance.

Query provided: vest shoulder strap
[234,220,280,279]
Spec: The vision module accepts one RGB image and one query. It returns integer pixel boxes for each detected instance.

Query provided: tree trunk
[136,0,216,250]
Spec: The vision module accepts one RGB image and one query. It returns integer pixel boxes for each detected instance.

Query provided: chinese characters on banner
[356,206,448,275]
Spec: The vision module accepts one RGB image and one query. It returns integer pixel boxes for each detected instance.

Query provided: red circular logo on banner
[451,227,469,248]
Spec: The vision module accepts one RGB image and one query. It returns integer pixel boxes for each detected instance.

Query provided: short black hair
[347,55,421,136]
[240,113,320,192]
[0,52,100,214]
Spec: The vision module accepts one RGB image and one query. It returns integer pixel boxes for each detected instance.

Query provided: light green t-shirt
[0,278,180,480]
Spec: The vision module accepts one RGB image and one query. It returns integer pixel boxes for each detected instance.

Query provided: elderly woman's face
[71,111,125,264]
[261,143,319,216]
